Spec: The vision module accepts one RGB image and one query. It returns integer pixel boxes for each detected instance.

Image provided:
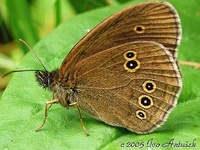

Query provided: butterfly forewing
[59,2,181,78]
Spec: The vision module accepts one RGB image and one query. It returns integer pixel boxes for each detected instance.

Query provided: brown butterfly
[6,2,182,135]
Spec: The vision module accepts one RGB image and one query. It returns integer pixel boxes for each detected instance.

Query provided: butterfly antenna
[2,39,47,78]
[19,39,47,72]
[2,69,44,78]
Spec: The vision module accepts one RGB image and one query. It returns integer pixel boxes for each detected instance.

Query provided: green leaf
[1,0,200,149]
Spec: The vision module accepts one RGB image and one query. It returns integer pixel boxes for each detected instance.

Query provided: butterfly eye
[142,81,156,93]
[133,25,145,34]
[138,95,153,109]
[35,71,49,88]
[136,110,147,120]
[124,51,137,59]
[124,60,140,72]
[126,52,134,58]
[127,60,138,69]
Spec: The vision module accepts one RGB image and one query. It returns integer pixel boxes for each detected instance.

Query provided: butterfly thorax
[35,69,77,107]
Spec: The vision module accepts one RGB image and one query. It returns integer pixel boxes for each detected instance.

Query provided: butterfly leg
[69,102,89,136]
[35,99,59,132]
[47,93,55,110]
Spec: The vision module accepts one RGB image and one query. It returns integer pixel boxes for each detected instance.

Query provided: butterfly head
[35,69,59,90]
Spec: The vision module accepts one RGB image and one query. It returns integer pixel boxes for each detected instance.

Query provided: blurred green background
[0,0,133,99]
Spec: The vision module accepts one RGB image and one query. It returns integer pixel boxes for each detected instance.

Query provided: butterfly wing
[59,2,181,78]
[70,41,182,134]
